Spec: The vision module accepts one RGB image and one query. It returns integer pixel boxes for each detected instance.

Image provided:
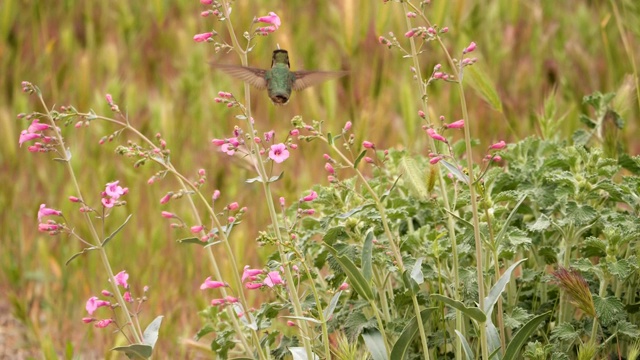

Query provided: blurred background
[1,0,639,358]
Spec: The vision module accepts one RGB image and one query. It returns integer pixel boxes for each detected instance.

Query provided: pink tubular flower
[105,181,127,199]
[123,291,132,303]
[225,296,238,303]
[242,266,264,283]
[269,143,290,163]
[200,277,227,290]
[160,193,172,204]
[38,223,60,232]
[211,298,226,306]
[418,110,426,119]
[200,0,213,4]
[245,282,263,290]
[287,320,296,327]
[343,121,352,131]
[94,319,114,328]
[193,32,214,42]
[279,197,285,207]
[264,130,275,142]
[220,142,235,156]
[465,42,477,54]
[429,156,443,164]
[290,129,300,136]
[19,130,41,147]
[28,119,50,133]
[105,94,113,104]
[227,202,239,211]
[191,225,204,233]
[362,141,375,149]
[492,155,502,162]
[324,163,335,174]
[85,297,110,315]
[339,282,349,291]
[489,140,506,150]
[161,211,175,219]
[256,12,281,29]
[114,271,129,288]
[38,204,62,222]
[69,196,80,203]
[263,271,284,287]
[213,190,221,200]
[426,128,447,143]
[302,191,318,202]
[82,317,94,324]
[407,12,417,18]
[445,119,465,129]
[405,30,416,38]
[101,197,115,208]
[212,138,226,146]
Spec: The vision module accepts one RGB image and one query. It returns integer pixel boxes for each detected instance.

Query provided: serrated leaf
[102,214,133,247]
[322,226,346,245]
[454,330,475,360]
[325,244,374,301]
[465,64,503,112]
[399,156,428,199]
[362,230,374,282]
[390,308,435,359]
[503,312,550,360]
[142,316,163,348]
[65,246,99,266]
[440,160,469,183]
[572,129,591,146]
[362,328,388,360]
[354,150,367,168]
[111,344,153,359]
[195,324,214,340]
[528,214,551,232]
[431,294,486,322]
[594,295,624,325]
[484,259,527,317]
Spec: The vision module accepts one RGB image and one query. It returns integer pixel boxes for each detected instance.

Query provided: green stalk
[36,91,143,344]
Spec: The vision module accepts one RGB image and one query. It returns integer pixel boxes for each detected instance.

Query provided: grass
[1,0,639,358]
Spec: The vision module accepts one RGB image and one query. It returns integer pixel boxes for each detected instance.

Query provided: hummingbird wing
[210,63,268,90]
[291,70,348,91]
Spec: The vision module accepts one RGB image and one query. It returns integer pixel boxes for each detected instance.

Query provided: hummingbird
[211,49,347,105]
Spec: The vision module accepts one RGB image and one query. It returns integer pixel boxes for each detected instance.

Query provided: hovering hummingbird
[211,49,347,105]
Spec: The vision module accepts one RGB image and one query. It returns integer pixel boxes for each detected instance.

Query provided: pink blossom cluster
[83,271,133,329]
[37,204,63,235]
[19,119,53,152]
[255,12,281,36]
[241,266,284,290]
[101,180,128,208]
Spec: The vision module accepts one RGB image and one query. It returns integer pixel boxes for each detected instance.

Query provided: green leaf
[440,160,469,183]
[354,150,367,168]
[503,312,550,360]
[527,214,551,232]
[430,294,486,322]
[362,230,374,282]
[337,204,375,219]
[268,171,284,183]
[111,344,153,359]
[327,132,333,145]
[362,328,388,360]
[410,257,425,285]
[281,315,321,324]
[618,153,640,175]
[325,244,374,301]
[142,316,163,348]
[245,176,264,183]
[465,64,503,112]
[484,259,527,317]
[65,246,99,266]
[102,214,133,247]
[290,347,319,360]
[390,308,435,359]
[454,330,474,360]
[399,156,428,199]
[494,194,527,246]
[323,291,342,321]
[176,237,206,246]
[594,295,625,326]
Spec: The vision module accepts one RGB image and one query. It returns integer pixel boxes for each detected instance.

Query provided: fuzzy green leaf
[594,295,624,326]
[399,156,428,199]
[454,330,474,360]
[362,328,388,360]
[484,259,527,317]
[503,312,550,360]
[362,230,374,282]
[431,294,486,322]
[325,244,374,301]
[142,316,163,348]
[354,150,368,168]
[390,308,435,359]
[111,344,153,359]
[102,214,133,247]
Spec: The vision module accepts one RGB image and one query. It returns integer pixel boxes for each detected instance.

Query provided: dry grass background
[1,0,639,358]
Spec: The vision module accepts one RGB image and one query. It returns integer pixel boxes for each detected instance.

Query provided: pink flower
[405,30,416,38]
[263,271,284,287]
[464,42,477,54]
[212,138,226,146]
[489,140,506,150]
[225,296,238,303]
[101,290,112,297]
[406,12,417,18]
[279,197,285,207]
[211,298,226,306]
[269,143,290,163]
[94,319,114,328]
[324,163,335,174]
[302,191,318,202]
[227,202,239,211]
[123,291,132,303]
[429,156,442,164]
[82,317,94,324]
[28,119,50,133]
[418,110,425,119]
[339,282,349,291]
[160,193,172,204]
[344,121,352,131]
[161,211,175,219]
[69,196,80,203]
[242,266,264,283]
[193,32,214,42]
[256,12,281,29]
[245,282,263,290]
[85,297,110,315]
[445,120,465,129]
[191,225,204,233]
[38,223,60,232]
[221,142,236,156]
[213,190,221,200]
[287,320,296,327]
[200,0,213,4]
[362,141,375,149]
[264,130,275,142]
[38,204,62,222]
[19,130,41,147]
[492,155,502,162]
[114,271,129,288]
[105,181,127,199]
[426,128,447,143]
[200,277,227,289]
[290,129,300,136]
[101,197,116,208]
[105,94,113,104]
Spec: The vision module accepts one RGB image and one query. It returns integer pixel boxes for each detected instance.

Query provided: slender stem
[36,91,143,344]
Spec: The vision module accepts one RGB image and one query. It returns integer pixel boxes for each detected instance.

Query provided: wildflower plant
[16,0,640,360]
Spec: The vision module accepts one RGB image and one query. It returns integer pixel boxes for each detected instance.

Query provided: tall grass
[1,0,639,357]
